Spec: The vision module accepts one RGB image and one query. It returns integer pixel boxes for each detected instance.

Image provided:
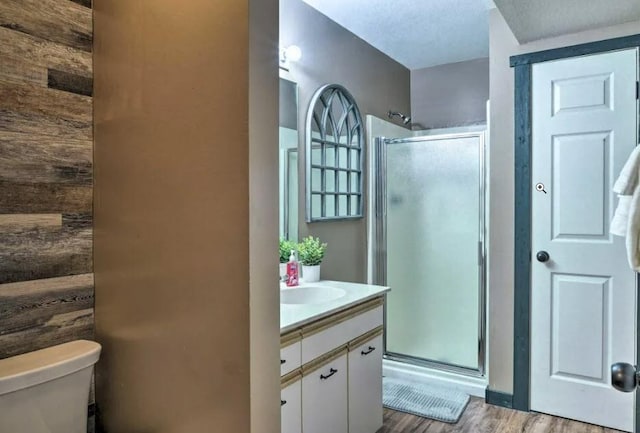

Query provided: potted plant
[297,236,327,283]
[279,238,296,281]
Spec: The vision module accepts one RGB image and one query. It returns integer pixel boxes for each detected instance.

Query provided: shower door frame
[372,132,487,377]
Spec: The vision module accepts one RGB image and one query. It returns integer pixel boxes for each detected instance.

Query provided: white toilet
[0,340,101,433]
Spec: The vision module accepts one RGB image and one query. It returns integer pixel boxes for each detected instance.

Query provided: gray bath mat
[383,376,470,423]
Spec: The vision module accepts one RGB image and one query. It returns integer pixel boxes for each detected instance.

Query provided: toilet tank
[0,340,101,433]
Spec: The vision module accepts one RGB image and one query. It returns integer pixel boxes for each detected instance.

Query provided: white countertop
[280,280,390,333]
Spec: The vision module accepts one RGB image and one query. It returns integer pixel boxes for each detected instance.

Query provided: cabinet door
[281,341,301,376]
[301,304,383,364]
[302,353,348,433]
[348,334,383,433]
[281,380,301,433]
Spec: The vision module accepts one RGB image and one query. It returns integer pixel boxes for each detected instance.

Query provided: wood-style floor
[380,397,624,433]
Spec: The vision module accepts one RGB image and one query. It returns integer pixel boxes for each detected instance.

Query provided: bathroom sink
[281,286,347,305]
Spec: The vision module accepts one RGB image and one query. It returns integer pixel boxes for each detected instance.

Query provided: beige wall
[280,0,411,283]
[411,58,490,129]
[94,1,278,432]
[488,9,640,393]
[250,0,281,431]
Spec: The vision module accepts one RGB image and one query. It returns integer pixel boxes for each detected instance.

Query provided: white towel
[613,145,640,195]
[611,145,640,271]
[611,196,631,236]
[626,190,640,271]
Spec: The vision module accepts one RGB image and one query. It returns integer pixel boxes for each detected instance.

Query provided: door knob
[611,362,638,392]
[536,251,550,262]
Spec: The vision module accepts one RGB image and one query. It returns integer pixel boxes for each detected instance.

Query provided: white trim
[383,359,488,398]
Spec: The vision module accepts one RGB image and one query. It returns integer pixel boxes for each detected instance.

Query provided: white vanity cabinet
[348,330,384,433]
[302,350,348,433]
[300,301,384,364]
[281,375,302,433]
[281,335,302,376]
[280,296,385,433]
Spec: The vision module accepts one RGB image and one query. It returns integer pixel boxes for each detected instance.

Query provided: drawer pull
[320,368,338,380]
[280,359,286,365]
[281,399,287,406]
[361,346,376,356]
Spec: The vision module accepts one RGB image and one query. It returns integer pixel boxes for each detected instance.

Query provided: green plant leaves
[279,238,297,263]
[297,236,327,266]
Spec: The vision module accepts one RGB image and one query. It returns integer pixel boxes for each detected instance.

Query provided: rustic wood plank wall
[0,0,93,360]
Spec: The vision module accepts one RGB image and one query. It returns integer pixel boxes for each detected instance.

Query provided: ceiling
[302,0,494,70]
[494,0,640,43]
[301,0,640,71]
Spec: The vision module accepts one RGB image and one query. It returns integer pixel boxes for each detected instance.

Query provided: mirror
[305,84,364,221]
[279,77,299,241]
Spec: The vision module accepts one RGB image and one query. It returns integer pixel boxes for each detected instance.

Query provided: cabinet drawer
[280,341,301,376]
[302,350,348,433]
[301,302,383,364]
[348,330,383,433]
[281,378,301,433]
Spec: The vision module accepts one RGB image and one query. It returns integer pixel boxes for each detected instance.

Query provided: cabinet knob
[361,346,376,356]
[280,359,286,365]
[281,399,287,406]
[320,368,338,380]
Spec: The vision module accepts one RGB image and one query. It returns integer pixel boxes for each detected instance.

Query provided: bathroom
[279,0,490,408]
[1,1,640,433]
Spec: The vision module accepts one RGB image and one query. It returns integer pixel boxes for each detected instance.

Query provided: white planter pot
[279,263,287,282]
[302,265,321,283]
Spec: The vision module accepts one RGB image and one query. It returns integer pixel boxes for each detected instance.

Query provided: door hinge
[636,81,639,99]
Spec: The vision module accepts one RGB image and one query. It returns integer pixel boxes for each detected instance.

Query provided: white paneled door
[531,48,638,432]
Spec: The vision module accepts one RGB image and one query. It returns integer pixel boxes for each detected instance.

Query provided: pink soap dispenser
[286,250,299,287]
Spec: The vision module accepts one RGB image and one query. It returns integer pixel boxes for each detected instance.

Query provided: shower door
[375,132,486,374]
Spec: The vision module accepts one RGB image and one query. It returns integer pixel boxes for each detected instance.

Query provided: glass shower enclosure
[374,132,486,375]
